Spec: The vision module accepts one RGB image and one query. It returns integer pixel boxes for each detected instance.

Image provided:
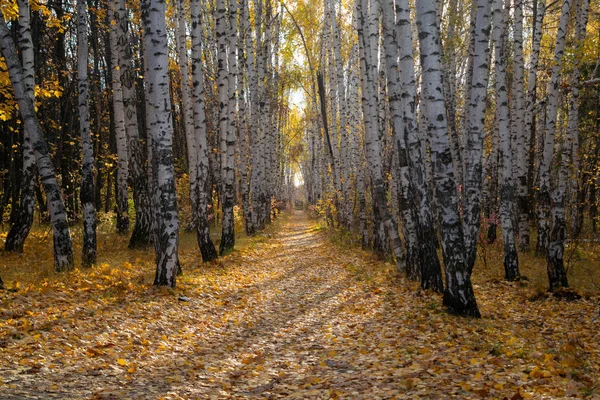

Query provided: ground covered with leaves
[0,212,599,399]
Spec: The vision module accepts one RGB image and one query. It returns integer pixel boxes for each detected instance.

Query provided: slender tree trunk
[77,0,97,267]
[569,0,589,238]
[395,0,443,292]
[141,0,181,287]
[5,0,36,253]
[492,0,519,280]
[0,15,74,272]
[415,0,480,317]
[381,0,420,279]
[463,0,493,270]
[356,0,405,272]
[519,0,545,251]
[547,0,589,290]
[191,0,218,261]
[219,0,237,254]
[536,0,573,256]
[113,0,153,249]
[109,0,129,234]
[176,0,199,231]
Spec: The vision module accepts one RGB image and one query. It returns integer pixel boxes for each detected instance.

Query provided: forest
[0,0,599,397]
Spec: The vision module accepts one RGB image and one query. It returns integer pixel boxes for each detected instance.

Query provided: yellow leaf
[117,358,127,366]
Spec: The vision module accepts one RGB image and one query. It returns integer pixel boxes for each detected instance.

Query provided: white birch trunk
[395,0,443,292]
[191,0,218,261]
[77,0,97,267]
[175,0,199,231]
[536,0,573,255]
[110,0,129,234]
[492,0,519,280]
[463,0,493,270]
[415,0,480,317]
[381,0,419,279]
[0,16,74,272]
[220,0,237,253]
[518,0,545,251]
[547,0,589,290]
[356,0,405,271]
[5,0,37,253]
[114,0,152,248]
[141,0,181,287]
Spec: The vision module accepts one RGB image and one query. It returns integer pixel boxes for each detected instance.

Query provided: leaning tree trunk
[415,0,480,317]
[463,0,493,271]
[492,0,519,281]
[109,0,129,234]
[5,0,37,253]
[77,0,97,267]
[536,0,573,256]
[395,0,443,292]
[141,0,181,287]
[191,0,218,261]
[0,15,74,272]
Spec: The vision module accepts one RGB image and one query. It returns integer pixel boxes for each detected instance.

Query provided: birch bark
[109,0,129,234]
[415,0,480,317]
[191,0,218,261]
[463,0,493,270]
[5,0,37,253]
[141,0,181,287]
[0,16,74,272]
[77,0,97,267]
[519,0,545,251]
[492,0,520,280]
[395,0,443,292]
[356,0,405,272]
[536,0,573,255]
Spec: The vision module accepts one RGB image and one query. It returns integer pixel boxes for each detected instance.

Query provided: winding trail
[1,211,598,399]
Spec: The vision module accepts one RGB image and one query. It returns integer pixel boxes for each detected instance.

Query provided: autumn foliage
[1,212,598,398]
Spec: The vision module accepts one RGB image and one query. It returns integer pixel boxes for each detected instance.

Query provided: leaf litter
[0,212,598,399]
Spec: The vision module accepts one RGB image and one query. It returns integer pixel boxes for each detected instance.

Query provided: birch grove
[0,0,597,310]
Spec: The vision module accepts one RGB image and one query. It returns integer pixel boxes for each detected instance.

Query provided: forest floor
[0,211,599,399]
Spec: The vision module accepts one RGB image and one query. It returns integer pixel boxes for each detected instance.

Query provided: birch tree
[463,0,492,270]
[5,0,36,253]
[191,0,218,261]
[381,0,420,280]
[415,0,480,317]
[77,0,97,267]
[518,0,545,251]
[175,0,199,230]
[492,0,519,280]
[223,0,238,250]
[109,0,129,234]
[395,0,443,292]
[356,0,405,272]
[216,0,235,254]
[141,0,181,287]
[536,0,573,255]
[546,0,589,290]
[0,15,74,272]
[114,0,153,248]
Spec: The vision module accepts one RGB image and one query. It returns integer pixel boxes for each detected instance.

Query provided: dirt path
[1,211,598,399]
